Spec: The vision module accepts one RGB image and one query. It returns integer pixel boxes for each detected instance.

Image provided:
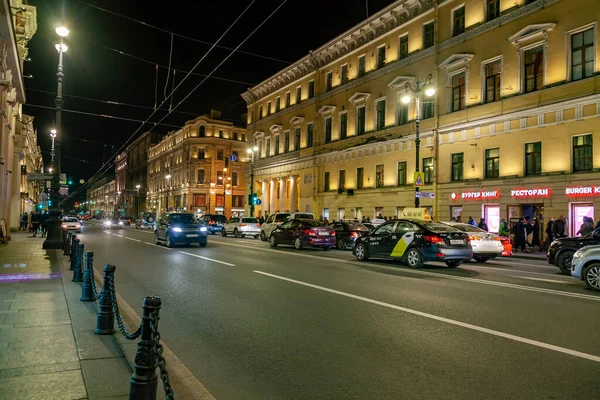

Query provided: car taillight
[500,237,510,244]
[350,232,358,237]
[493,237,501,241]
[304,229,312,235]
[424,235,444,245]
[209,220,214,225]
[331,230,336,236]
[257,224,261,227]
[240,223,246,227]
[469,235,481,241]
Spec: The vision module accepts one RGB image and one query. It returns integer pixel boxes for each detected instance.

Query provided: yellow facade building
[242,0,600,237]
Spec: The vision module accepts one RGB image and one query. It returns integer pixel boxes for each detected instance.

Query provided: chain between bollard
[89,265,101,299]
[150,310,174,399]
[108,273,141,340]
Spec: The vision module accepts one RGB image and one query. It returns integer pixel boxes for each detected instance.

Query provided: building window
[376,99,386,130]
[451,72,466,112]
[266,138,271,156]
[233,151,239,160]
[571,28,595,81]
[199,126,206,137]
[307,123,313,147]
[274,135,280,155]
[285,91,291,107]
[399,35,409,60]
[422,101,434,120]
[324,172,330,191]
[573,134,593,172]
[357,167,364,189]
[524,47,544,93]
[423,22,435,49]
[397,161,407,185]
[377,46,386,69]
[357,106,366,135]
[258,105,263,119]
[375,164,384,188]
[485,148,500,178]
[218,130,224,138]
[308,80,315,99]
[423,157,434,184]
[242,133,246,141]
[232,172,239,186]
[296,86,302,104]
[217,150,224,160]
[275,96,281,112]
[233,132,239,140]
[451,153,463,181]
[525,142,542,176]
[217,170,223,184]
[284,131,290,153]
[267,101,273,116]
[485,60,501,103]
[358,55,366,77]
[486,0,500,21]
[326,71,332,91]
[294,127,301,150]
[197,170,205,184]
[198,149,205,159]
[324,117,332,143]
[339,170,346,190]
[340,113,347,139]
[341,64,349,84]
[453,6,465,36]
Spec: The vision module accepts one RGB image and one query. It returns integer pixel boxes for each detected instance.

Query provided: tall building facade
[242,0,600,237]
[86,178,115,218]
[125,131,163,217]
[147,113,248,218]
[114,151,127,215]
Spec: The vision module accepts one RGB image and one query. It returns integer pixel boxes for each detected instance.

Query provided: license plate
[450,239,464,245]
[186,234,199,238]
[318,231,329,236]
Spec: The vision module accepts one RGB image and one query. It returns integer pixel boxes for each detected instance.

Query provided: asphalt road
[76,221,600,399]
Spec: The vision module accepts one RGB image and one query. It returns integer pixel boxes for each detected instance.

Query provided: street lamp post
[136,184,142,216]
[401,74,435,209]
[43,26,69,249]
[247,146,259,217]
[163,176,170,214]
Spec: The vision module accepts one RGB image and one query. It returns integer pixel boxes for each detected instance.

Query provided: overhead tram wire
[72,0,291,65]
[62,1,260,203]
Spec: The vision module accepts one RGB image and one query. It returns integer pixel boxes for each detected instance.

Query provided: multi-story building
[86,178,115,218]
[242,0,600,237]
[0,0,36,236]
[115,151,127,215]
[147,112,248,217]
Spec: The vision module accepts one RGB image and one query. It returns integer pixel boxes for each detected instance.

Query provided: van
[260,213,291,241]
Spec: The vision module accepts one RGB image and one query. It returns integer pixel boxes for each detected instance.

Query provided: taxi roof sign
[400,208,432,221]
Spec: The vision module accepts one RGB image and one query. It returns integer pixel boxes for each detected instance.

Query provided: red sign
[451,190,499,200]
[565,186,600,196]
[511,188,551,197]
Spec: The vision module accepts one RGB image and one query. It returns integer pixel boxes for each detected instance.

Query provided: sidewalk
[0,231,132,400]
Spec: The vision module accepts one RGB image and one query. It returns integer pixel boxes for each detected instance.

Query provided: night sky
[23,0,395,207]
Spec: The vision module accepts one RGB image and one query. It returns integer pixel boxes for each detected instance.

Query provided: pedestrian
[27,211,33,233]
[514,217,526,252]
[40,212,48,238]
[361,216,366,223]
[577,216,594,236]
[323,217,329,225]
[30,211,41,237]
[20,212,28,231]
[468,216,477,226]
[524,216,533,250]
[499,218,509,236]
[531,218,541,250]
[596,219,600,231]
[378,214,383,220]
[456,216,463,223]
[552,215,566,238]
[478,218,488,231]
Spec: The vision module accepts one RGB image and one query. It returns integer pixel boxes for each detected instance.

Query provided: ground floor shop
[148,187,246,219]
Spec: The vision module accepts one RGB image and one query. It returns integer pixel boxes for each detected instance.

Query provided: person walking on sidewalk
[20,212,28,231]
[513,217,526,252]
[468,216,477,226]
[478,218,488,232]
[499,219,509,236]
[531,218,541,250]
[40,212,48,238]
[30,211,41,237]
[553,215,566,238]
[577,216,594,237]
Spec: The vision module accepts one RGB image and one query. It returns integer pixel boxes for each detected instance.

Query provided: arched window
[199,125,206,137]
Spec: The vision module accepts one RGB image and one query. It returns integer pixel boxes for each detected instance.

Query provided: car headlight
[573,251,582,259]
[172,227,183,232]
[61,224,67,228]
[105,222,111,226]
[118,221,123,225]
[199,226,207,232]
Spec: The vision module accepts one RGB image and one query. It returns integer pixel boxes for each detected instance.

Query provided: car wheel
[445,260,462,268]
[269,235,277,248]
[166,234,174,248]
[255,235,260,239]
[260,231,267,241]
[336,238,345,250]
[221,228,227,237]
[294,238,303,250]
[583,263,600,291]
[473,255,489,263]
[155,232,161,245]
[406,248,423,268]
[354,243,369,261]
[199,242,207,248]
[234,229,240,238]
[557,251,574,274]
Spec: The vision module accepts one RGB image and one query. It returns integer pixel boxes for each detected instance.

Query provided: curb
[509,254,546,261]
[92,269,215,400]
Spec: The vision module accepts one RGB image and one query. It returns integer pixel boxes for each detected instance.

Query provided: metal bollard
[81,252,96,301]
[64,232,72,256]
[72,243,84,283]
[94,264,116,335]
[129,296,161,400]
[61,230,67,250]
[70,238,79,271]
[69,234,77,261]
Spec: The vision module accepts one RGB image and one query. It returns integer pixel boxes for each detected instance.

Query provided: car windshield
[346,223,368,231]
[302,220,323,227]
[64,218,78,222]
[294,213,313,219]
[451,224,486,233]
[242,218,258,223]
[275,214,290,222]
[168,214,196,224]
[423,222,460,232]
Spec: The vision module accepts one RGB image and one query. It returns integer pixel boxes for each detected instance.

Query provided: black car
[547,228,600,274]
[352,219,472,268]
[329,221,370,250]
[200,214,228,235]
[155,213,208,248]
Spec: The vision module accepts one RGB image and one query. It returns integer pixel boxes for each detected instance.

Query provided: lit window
[571,28,595,81]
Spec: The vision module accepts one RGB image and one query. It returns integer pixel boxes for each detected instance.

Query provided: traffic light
[48,200,52,206]
[68,180,72,185]
[248,193,258,205]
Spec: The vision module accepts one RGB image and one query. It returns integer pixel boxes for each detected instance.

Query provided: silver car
[571,245,600,292]
[222,217,261,239]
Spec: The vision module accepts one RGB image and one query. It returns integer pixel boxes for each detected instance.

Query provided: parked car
[547,228,600,274]
[61,217,82,233]
[119,216,131,226]
[200,214,228,235]
[155,213,208,248]
[222,217,261,238]
[135,212,156,230]
[260,212,291,241]
[443,222,503,262]
[289,212,315,220]
[269,219,335,250]
[571,244,600,291]
[329,221,370,250]
[103,217,123,229]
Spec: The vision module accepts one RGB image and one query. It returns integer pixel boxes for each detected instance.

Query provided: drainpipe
[309,51,321,216]
[433,0,441,220]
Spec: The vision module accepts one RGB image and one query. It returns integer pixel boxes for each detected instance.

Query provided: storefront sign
[565,186,600,196]
[510,188,551,197]
[451,190,499,200]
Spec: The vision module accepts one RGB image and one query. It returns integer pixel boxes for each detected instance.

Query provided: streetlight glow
[50,128,57,134]
[252,146,259,152]
[55,26,69,37]
[55,43,68,53]
[425,87,436,97]
[401,94,411,104]
[165,174,171,180]
[247,148,253,154]
[136,184,141,189]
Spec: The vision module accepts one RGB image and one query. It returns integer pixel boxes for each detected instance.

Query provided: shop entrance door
[522,204,545,242]
[483,205,500,233]
[570,203,594,236]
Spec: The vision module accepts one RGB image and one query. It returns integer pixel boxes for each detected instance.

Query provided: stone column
[279,179,286,211]
[10,152,22,230]
[261,180,269,217]
[289,176,297,213]
[269,179,276,214]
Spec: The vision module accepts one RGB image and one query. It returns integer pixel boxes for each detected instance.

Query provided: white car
[289,212,315,220]
[260,213,291,241]
[571,245,600,291]
[222,217,261,239]
[62,217,82,233]
[444,222,503,262]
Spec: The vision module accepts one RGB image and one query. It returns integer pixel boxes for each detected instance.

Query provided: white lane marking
[124,237,142,243]
[114,234,124,237]
[254,270,600,363]
[143,241,171,251]
[509,276,572,284]
[179,251,235,267]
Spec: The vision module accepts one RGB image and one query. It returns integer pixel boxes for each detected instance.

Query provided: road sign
[413,172,425,187]
[229,154,237,162]
[255,199,262,206]
[27,173,54,181]
[415,191,435,199]
[38,192,48,203]
[60,173,66,185]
